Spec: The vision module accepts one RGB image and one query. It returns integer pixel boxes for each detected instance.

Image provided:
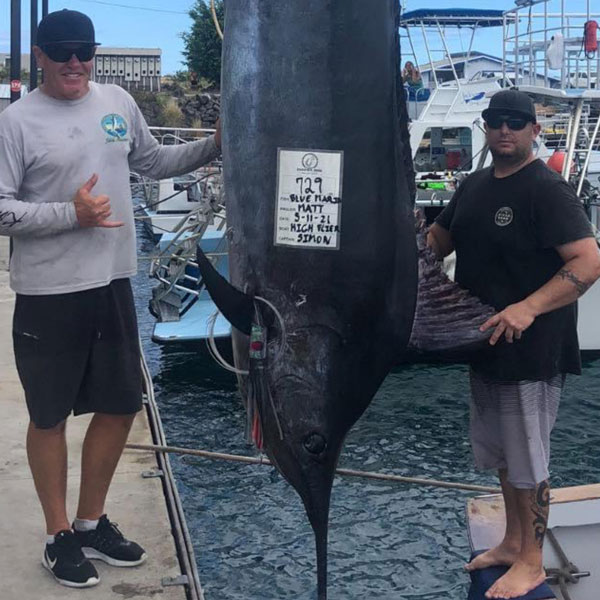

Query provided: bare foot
[485,560,546,599]
[465,542,520,572]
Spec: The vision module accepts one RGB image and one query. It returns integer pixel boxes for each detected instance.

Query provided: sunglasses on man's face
[42,45,96,63]
[485,114,532,131]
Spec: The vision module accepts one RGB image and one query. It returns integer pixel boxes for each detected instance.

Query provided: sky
[0,0,595,75]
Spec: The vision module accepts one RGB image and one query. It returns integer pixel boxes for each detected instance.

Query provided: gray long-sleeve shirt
[0,82,220,294]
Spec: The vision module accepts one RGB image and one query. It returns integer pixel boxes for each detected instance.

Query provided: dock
[0,237,195,599]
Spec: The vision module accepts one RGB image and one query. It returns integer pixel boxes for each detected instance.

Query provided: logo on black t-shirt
[494,207,513,227]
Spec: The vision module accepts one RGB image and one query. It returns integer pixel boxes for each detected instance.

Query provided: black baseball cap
[482,89,537,124]
[36,9,100,46]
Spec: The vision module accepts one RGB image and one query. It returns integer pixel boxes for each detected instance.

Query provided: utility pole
[30,0,39,90]
[10,0,21,103]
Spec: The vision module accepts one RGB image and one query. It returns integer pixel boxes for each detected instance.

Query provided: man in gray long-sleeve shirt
[0,10,221,588]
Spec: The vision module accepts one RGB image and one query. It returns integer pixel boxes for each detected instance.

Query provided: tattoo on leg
[558,268,592,296]
[530,481,550,548]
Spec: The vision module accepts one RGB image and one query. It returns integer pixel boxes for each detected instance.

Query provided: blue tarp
[400,8,506,28]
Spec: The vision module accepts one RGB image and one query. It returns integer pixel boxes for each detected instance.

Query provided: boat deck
[0,237,189,599]
[468,484,600,600]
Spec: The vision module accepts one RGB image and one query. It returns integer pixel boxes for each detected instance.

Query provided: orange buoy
[547,151,575,175]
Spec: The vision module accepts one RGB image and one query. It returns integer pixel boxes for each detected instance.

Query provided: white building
[0,53,32,73]
[417,51,561,88]
[92,47,162,91]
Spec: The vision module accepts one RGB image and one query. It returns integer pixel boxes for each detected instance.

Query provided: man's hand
[480,300,537,345]
[73,174,124,228]
[214,118,222,150]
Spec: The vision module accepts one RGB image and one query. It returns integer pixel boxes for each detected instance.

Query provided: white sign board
[274,149,344,250]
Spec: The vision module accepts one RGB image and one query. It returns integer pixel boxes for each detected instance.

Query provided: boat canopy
[400,8,507,28]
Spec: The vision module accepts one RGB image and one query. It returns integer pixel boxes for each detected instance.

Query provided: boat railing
[148,125,216,146]
[503,0,600,90]
[133,126,222,217]
[405,85,432,120]
[148,194,227,324]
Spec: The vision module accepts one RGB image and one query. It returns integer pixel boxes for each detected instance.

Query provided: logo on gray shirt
[101,114,128,143]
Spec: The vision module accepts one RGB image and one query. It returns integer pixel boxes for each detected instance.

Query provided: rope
[545,528,587,599]
[210,0,224,41]
[125,442,501,494]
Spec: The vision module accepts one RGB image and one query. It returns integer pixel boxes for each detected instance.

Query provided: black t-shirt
[436,159,594,381]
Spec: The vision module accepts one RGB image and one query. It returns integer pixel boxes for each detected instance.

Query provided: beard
[490,142,532,167]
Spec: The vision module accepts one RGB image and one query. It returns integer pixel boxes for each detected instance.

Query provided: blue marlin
[195,1,493,597]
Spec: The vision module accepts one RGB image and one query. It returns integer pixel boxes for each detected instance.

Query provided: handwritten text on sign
[275,149,344,250]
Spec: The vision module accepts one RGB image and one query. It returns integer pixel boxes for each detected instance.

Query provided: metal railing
[503,0,600,90]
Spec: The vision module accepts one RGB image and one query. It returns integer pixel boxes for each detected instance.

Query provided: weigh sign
[274,149,344,250]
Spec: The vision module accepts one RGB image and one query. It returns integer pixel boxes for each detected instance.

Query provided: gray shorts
[469,369,563,489]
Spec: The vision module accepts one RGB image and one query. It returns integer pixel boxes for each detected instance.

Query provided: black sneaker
[43,530,100,588]
[74,515,147,567]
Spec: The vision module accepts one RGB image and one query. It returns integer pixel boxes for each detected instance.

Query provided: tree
[182,0,223,88]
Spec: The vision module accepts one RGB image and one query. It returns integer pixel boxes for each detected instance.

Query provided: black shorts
[13,278,143,429]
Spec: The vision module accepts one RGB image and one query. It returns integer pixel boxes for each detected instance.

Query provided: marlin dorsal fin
[408,213,496,359]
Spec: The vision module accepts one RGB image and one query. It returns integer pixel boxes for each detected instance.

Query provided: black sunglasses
[42,45,96,63]
[485,114,532,131]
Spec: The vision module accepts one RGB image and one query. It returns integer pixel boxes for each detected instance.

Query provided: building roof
[417,51,502,72]
[416,52,561,83]
[400,8,507,28]
[95,47,161,56]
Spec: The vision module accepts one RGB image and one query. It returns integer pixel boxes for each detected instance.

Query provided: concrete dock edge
[0,236,190,600]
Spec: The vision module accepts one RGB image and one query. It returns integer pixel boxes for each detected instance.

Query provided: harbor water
[133,222,600,600]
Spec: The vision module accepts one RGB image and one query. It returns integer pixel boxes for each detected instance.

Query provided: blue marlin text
[289,194,342,204]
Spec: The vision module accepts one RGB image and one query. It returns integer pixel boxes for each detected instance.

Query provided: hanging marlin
[195,1,494,598]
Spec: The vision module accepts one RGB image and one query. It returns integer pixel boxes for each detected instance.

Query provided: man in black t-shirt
[428,90,600,600]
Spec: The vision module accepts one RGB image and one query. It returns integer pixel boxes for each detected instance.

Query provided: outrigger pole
[10,0,20,103]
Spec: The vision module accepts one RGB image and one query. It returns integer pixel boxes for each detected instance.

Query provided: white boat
[134,126,222,240]
[468,484,600,600]
[402,1,600,352]
[146,188,230,345]
[150,228,231,344]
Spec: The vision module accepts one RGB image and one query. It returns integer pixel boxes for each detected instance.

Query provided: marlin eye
[303,432,327,455]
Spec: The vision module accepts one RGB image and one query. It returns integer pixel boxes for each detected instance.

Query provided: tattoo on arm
[530,480,550,549]
[0,210,26,228]
[558,268,592,296]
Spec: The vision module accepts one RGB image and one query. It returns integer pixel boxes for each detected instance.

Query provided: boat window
[414,127,473,173]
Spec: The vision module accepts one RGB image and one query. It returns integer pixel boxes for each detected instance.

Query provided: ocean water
[133,224,600,600]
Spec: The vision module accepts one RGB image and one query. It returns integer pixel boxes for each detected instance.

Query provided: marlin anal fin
[408,213,496,357]
[196,247,254,335]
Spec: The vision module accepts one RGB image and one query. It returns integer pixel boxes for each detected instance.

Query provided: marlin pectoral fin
[196,247,254,335]
[408,214,495,359]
